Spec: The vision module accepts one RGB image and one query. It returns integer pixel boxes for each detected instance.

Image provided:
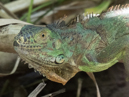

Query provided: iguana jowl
[13,4,129,85]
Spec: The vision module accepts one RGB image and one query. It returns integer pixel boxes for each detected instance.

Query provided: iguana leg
[97,35,129,77]
[96,35,128,63]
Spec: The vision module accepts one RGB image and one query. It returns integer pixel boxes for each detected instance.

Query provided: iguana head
[13,24,79,85]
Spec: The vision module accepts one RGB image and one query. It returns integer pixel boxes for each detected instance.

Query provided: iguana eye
[40,32,48,41]
[34,31,49,43]
[42,33,45,37]
[41,33,47,39]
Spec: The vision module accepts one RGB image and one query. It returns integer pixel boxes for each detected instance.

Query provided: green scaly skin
[13,4,129,85]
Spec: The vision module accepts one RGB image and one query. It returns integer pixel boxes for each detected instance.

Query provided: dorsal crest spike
[117,5,120,9]
[107,4,129,12]
[67,13,99,26]
[85,12,99,20]
[61,14,67,21]
[100,4,129,18]
[46,15,67,29]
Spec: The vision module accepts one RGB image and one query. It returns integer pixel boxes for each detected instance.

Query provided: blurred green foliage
[85,0,112,14]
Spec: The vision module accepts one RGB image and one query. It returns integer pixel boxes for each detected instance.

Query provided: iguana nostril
[55,54,65,64]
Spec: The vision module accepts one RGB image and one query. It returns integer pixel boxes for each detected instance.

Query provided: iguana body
[13,4,129,85]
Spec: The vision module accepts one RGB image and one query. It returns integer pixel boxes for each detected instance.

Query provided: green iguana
[13,4,129,85]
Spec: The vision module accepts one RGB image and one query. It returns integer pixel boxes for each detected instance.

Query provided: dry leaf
[0,19,31,26]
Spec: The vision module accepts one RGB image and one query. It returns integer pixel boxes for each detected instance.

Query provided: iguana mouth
[14,40,65,64]
[24,55,65,67]
[15,49,65,67]
[14,40,65,65]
